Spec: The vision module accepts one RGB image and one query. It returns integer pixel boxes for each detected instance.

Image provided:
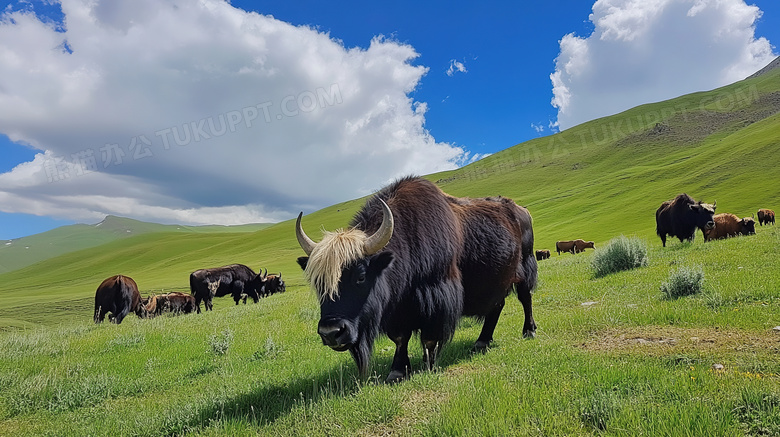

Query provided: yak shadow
[176,330,521,434]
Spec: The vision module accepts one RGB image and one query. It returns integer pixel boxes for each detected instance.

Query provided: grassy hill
[0,65,778,435]
[0,68,777,328]
[0,215,271,275]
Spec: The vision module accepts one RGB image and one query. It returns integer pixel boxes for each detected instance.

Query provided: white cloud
[0,0,468,225]
[551,0,776,130]
[530,123,545,134]
[446,59,468,76]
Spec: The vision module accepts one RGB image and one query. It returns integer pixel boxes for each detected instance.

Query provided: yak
[573,239,595,253]
[555,240,576,255]
[535,249,551,260]
[655,193,716,247]
[757,208,775,226]
[295,176,537,383]
[145,292,196,316]
[189,264,267,313]
[704,213,756,241]
[94,275,146,324]
[263,273,286,297]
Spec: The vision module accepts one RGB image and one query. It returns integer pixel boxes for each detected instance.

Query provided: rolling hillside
[0,67,777,329]
[0,215,271,275]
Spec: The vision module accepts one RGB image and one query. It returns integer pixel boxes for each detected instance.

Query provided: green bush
[591,236,649,277]
[660,266,704,299]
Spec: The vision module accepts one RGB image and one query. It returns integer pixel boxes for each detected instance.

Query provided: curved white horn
[295,212,317,256]
[363,199,394,255]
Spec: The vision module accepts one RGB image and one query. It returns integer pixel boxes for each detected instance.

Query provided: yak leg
[474,298,505,352]
[113,307,130,324]
[518,285,537,339]
[386,332,413,384]
[194,296,203,314]
[94,306,106,323]
[421,339,441,372]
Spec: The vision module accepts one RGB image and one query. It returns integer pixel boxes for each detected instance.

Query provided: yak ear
[297,256,309,271]
[368,252,394,277]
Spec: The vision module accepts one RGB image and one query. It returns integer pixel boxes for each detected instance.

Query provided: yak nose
[706,221,715,229]
[318,319,347,347]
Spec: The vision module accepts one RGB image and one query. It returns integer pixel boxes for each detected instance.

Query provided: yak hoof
[385,370,408,384]
[472,340,491,353]
[523,330,536,339]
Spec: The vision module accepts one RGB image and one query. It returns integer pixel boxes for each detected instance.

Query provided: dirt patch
[578,326,780,355]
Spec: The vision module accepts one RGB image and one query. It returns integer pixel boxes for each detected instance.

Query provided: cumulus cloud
[0,0,468,225]
[551,0,777,130]
[446,59,468,76]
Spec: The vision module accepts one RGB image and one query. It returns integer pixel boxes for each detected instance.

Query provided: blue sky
[0,0,777,240]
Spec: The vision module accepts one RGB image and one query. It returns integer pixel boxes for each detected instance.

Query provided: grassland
[0,69,778,435]
[0,226,778,436]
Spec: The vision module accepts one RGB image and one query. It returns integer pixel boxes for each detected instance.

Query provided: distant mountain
[0,215,271,274]
[747,55,780,79]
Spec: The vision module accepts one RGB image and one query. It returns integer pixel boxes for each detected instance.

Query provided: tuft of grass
[208,329,233,356]
[579,389,620,431]
[660,266,704,299]
[733,388,780,436]
[591,236,649,277]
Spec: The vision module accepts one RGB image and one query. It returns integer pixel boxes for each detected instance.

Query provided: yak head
[296,200,394,359]
[249,268,268,299]
[690,200,716,231]
[740,217,756,235]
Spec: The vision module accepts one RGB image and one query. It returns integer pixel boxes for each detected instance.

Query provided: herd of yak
[533,194,774,260]
[93,265,286,325]
[92,176,774,383]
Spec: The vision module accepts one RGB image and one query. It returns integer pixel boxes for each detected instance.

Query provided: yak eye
[356,272,366,284]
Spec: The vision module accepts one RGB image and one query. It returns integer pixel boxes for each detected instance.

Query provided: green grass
[0,226,777,436]
[0,67,778,435]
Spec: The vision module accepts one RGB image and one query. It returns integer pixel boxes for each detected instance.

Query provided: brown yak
[94,275,146,324]
[556,240,576,255]
[704,213,756,241]
[573,239,595,253]
[535,249,551,260]
[757,208,775,226]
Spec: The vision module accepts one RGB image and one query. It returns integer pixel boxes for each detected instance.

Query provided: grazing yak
[574,239,595,253]
[704,213,756,241]
[145,292,196,316]
[556,240,576,255]
[757,208,775,226]
[295,176,537,383]
[263,273,286,297]
[94,275,146,324]
[535,249,551,261]
[655,194,716,247]
[189,264,267,313]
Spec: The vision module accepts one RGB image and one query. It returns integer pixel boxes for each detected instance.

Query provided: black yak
[655,194,716,247]
[189,264,267,313]
[94,275,146,324]
[295,176,537,383]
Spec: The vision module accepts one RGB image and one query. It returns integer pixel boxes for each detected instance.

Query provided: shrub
[208,329,233,356]
[660,266,704,299]
[591,236,648,277]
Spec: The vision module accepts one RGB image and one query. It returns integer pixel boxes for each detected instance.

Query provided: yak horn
[263,268,267,278]
[363,199,394,255]
[295,212,317,256]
